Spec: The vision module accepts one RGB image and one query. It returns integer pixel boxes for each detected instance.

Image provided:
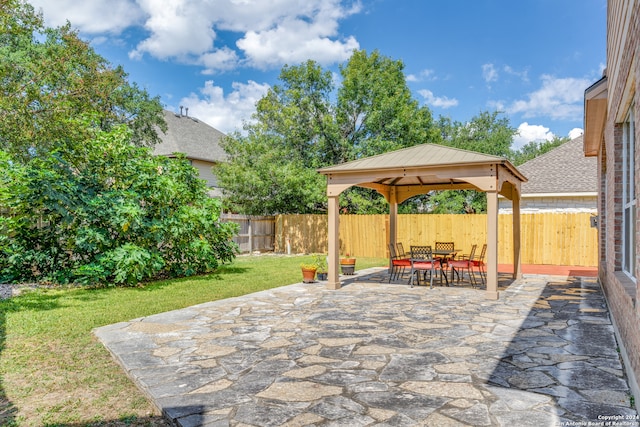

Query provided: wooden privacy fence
[221,214,275,253]
[273,213,598,267]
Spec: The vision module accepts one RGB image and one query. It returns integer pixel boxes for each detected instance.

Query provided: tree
[0,123,238,285]
[0,1,236,285]
[216,50,439,214]
[437,111,515,157]
[216,129,327,215]
[511,136,569,165]
[420,111,518,214]
[336,50,439,160]
[0,0,166,163]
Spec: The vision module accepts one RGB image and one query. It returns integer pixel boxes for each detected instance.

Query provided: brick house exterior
[583,0,639,408]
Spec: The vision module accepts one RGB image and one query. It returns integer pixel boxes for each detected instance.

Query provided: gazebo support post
[486,190,499,299]
[388,189,398,270]
[512,194,522,279]
[327,194,341,289]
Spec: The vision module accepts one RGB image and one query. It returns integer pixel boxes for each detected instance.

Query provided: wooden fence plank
[222,214,275,253]
[274,213,598,266]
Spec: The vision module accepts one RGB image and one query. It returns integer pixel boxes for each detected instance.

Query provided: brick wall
[598,0,640,409]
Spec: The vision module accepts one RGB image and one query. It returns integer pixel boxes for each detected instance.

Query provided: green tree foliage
[0,1,237,285]
[437,111,515,157]
[217,129,326,215]
[0,124,238,285]
[420,111,519,214]
[216,47,559,216]
[0,0,166,163]
[336,50,439,159]
[511,135,569,165]
[216,50,439,215]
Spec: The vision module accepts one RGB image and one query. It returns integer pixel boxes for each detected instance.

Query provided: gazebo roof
[318,143,526,196]
[319,143,512,172]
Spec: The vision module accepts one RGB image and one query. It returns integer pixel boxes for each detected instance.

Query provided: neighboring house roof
[518,135,597,195]
[153,110,227,163]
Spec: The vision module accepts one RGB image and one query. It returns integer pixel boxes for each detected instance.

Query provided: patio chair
[388,243,411,282]
[434,241,456,276]
[449,244,478,287]
[396,242,409,259]
[409,245,446,288]
[472,243,487,285]
[435,241,455,258]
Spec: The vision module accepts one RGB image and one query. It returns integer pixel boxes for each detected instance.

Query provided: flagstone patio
[94,268,638,427]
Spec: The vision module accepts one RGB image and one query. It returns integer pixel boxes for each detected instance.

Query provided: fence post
[248,218,253,253]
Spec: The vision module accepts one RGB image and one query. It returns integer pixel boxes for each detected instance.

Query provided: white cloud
[30,0,143,33]
[507,74,591,121]
[487,99,505,112]
[33,0,363,72]
[482,63,498,83]
[235,1,361,69]
[406,69,436,82]
[238,28,359,70]
[177,80,271,134]
[568,128,584,139]
[503,65,529,83]
[199,48,241,74]
[130,0,217,61]
[513,122,555,150]
[418,90,458,109]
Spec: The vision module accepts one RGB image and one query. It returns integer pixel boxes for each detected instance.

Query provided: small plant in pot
[340,253,356,275]
[314,254,328,281]
[300,263,317,283]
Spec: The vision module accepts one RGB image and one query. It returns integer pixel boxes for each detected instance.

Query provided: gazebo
[317,143,527,299]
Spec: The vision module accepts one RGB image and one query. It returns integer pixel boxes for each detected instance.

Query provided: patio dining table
[409,246,459,288]
[433,248,459,283]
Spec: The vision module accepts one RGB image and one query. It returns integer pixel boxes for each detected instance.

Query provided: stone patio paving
[94,268,639,427]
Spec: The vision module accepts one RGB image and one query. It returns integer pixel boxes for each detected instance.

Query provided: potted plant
[314,254,328,281]
[300,263,317,283]
[340,253,356,275]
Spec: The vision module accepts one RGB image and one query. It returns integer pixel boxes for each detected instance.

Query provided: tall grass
[0,255,387,426]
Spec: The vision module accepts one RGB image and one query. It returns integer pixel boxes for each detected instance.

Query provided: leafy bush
[0,124,238,285]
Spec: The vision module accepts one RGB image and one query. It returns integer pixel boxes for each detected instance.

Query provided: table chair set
[388,241,487,288]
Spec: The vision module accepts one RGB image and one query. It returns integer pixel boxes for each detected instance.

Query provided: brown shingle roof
[153,110,227,163]
[518,135,597,194]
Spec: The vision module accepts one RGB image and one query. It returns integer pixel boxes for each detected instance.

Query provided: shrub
[0,125,238,285]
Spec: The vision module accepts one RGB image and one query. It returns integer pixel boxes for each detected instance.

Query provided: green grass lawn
[0,254,387,426]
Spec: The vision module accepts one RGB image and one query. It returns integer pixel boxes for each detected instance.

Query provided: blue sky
[31,0,606,149]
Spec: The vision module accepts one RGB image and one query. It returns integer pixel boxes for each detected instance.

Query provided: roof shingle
[518,136,597,194]
[153,110,227,163]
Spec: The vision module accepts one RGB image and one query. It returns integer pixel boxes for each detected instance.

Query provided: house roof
[153,110,227,163]
[518,135,597,195]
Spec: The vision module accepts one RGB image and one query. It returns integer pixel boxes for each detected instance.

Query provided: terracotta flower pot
[301,267,317,283]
